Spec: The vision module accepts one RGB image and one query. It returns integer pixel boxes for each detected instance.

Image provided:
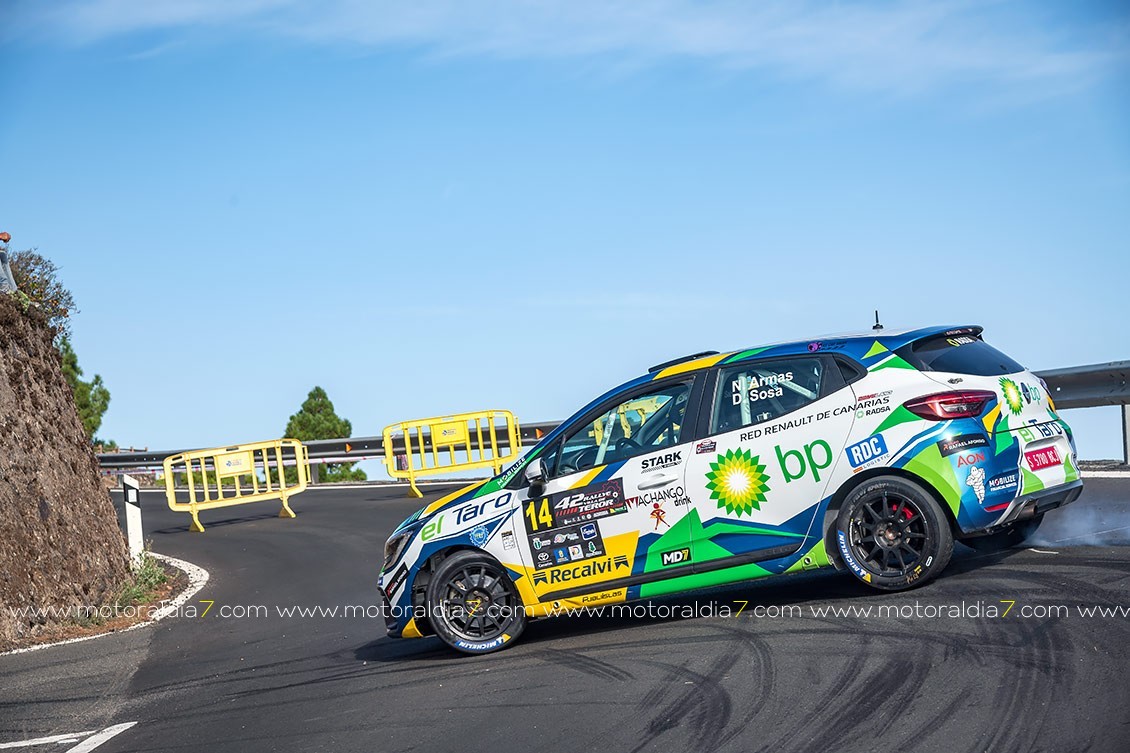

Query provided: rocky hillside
[0,294,129,649]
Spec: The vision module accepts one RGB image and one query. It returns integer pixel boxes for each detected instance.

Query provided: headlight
[382,529,413,571]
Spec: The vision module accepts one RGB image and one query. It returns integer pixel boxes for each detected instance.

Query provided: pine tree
[285,387,366,482]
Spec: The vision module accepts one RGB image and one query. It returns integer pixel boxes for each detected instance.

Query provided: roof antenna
[872,310,883,331]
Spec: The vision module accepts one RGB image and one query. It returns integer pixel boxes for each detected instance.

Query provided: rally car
[378,325,1082,653]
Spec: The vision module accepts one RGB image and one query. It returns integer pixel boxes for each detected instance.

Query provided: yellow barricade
[163,438,310,532]
[383,410,521,498]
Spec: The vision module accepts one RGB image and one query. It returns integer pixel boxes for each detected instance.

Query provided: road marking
[1028,548,1060,554]
[0,723,136,751]
[0,553,209,657]
[65,723,137,752]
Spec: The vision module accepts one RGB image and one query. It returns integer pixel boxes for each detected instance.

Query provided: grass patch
[115,548,169,609]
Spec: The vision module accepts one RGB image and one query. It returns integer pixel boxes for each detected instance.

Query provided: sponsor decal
[947,336,977,347]
[988,471,1019,494]
[938,434,990,457]
[641,451,682,471]
[531,521,606,570]
[741,414,813,441]
[454,635,509,651]
[551,479,628,527]
[649,503,670,530]
[626,485,691,509]
[660,547,691,567]
[966,466,986,503]
[421,493,512,542]
[837,530,871,584]
[696,440,717,455]
[1025,446,1061,471]
[501,531,517,550]
[580,589,625,604]
[706,449,772,516]
[777,440,833,483]
[532,555,631,586]
[833,391,893,419]
[1000,377,1024,416]
[807,340,845,352]
[470,525,489,547]
[846,435,889,469]
[955,451,984,467]
[384,563,409,599]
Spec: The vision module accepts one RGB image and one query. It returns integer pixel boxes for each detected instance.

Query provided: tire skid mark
[535,647,634,682]
[628,652,738,753]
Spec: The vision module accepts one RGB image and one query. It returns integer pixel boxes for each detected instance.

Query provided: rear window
[896,335,1024,377]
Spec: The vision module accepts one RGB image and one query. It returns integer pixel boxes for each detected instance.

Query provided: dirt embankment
[0,294,129,650]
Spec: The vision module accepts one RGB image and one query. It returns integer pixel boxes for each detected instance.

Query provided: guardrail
[99,360,1130,477]
[163,438,309,532]
[383,410,523,498]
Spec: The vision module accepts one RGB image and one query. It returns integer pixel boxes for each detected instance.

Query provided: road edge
[0,552,209,657]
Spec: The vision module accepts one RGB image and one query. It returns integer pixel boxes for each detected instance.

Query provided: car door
[520,376,701,603]
[684,355,857,572]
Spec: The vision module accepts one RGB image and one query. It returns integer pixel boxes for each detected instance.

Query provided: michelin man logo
[966,466,986,503]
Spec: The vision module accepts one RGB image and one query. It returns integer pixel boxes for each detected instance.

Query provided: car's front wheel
[835,476,954,591]
[425,550,527,654]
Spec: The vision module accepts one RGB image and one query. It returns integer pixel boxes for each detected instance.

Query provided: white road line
[0,554,209,657]
[0,723,135,751]
[0,730,95,748]
[64,723,137,753]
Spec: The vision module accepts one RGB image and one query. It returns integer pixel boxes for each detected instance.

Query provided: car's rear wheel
[963,514,1043,553]
[835,476,954,591]
[425,550,527,654]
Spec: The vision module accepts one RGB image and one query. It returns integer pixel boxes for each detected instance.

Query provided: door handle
[638,473,679,490]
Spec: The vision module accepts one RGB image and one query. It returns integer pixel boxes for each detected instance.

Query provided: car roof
[644,323,982,380]
[528,324,981,453]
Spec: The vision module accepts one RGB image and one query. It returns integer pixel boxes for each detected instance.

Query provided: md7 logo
[661,548,691,566]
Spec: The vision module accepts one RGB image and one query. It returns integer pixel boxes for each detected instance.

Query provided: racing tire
[425,550,527,655]
[835,476,954,592]
[963,514,1043,553]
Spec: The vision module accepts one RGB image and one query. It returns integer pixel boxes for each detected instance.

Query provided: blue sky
[1,1,1128,472]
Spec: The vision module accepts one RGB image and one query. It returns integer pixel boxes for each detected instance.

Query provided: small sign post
[121,474,144,568]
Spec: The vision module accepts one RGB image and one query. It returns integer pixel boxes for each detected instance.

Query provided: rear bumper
[992,478,1084,530]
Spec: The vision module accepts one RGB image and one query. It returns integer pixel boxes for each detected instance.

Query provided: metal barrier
[163,439,310,532]
[383,410,522,498]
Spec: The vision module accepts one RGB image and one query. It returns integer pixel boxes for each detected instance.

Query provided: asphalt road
[3,477,1130,753]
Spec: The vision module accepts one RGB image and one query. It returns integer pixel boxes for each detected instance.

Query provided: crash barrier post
[383,410,522,498]
[163,438,309,532]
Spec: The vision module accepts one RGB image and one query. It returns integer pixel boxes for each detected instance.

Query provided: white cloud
[13,0,1128,94]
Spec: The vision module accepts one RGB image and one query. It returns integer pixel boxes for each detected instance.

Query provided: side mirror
[524,458,547,493]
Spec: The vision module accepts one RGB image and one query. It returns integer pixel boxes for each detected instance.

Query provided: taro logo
[705,449,771,517]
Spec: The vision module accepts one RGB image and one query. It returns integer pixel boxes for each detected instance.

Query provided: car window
[895,335,1023,377]
[711,357,825,433]
[553,381,692,477]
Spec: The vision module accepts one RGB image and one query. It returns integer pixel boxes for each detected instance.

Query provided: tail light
[903,390,995,421]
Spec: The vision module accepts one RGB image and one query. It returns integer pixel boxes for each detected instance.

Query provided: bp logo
[999,377,1024,416]
[705,449,771,517]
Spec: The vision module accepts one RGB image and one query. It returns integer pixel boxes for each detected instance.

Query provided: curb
[0,552,210,657]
